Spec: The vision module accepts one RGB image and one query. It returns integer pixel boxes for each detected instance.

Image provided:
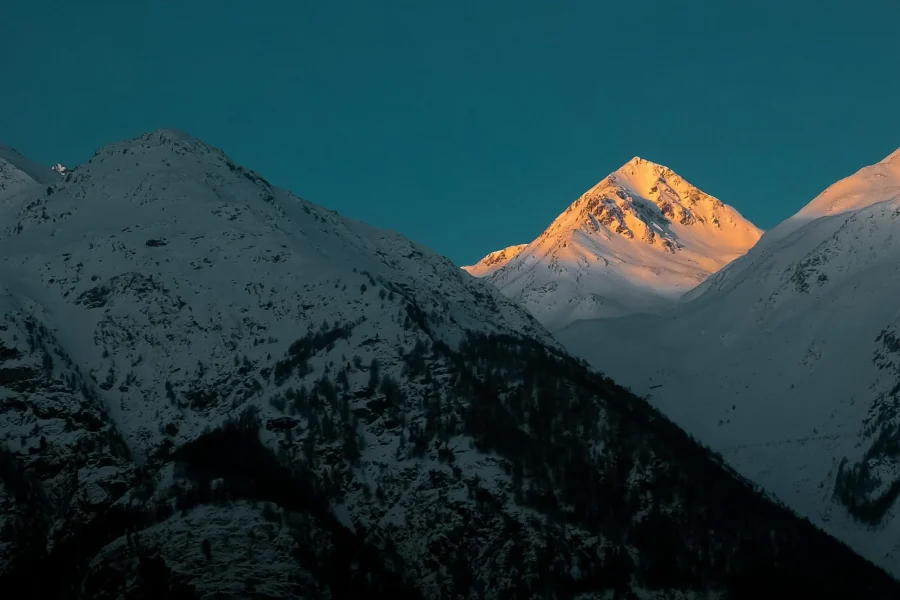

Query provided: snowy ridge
[793,148,900,218]
[558,144,900,577]
[0,129,556,596]
[0,144,59,185]
[473,157,762,330]
[1,130,898,598]
[0,143,60,201]
[461,244,527,277]
[0,129,548,463]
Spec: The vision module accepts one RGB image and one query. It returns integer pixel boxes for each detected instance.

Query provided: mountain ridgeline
[557,145,900,578]
[464,157,762,331]
[0,131,897,598]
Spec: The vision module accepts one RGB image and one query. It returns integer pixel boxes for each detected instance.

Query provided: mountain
[0,143,60,199]
[461,244,527,277]
[465,158,762,330]
[557,145,900,577]
[1,130,898,599]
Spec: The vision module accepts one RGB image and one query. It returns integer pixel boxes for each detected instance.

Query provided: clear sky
[2,1,898,265]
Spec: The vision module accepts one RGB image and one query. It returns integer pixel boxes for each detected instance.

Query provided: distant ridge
[467,156,761,330]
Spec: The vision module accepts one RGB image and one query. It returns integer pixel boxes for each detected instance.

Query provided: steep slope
[0,143,60,200]
[1,130,898,599]
[471,158,762,330]
[557,145,900,577]
[461,244,527,277]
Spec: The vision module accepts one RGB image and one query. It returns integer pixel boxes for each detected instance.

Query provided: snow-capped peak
[621,155,664,170]
[91,128,226,162]
[2,131,899,598]
[0,127,551,463]
[556,142,900,578]
[784,144,900,229]
[548,156,761,255]
[623,155,655,167]
[472,157,762,330]
[613,155,689,187]
[461,243,527,277]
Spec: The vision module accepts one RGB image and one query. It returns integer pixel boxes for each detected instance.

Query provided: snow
[2,129,899,597]
[0,128,566,595]
[782,147,900,236]
[0,143,59,185]
[556,145,900,577]
[0,144,61,203]
[468,157,762,330]
[461,243,527,277]
[0,126,551,463]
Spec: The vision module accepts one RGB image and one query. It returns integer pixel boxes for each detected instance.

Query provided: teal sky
[2,1,898,265]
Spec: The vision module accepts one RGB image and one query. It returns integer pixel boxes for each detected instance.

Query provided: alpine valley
[463,158,762,331]
[1,131,898,599]
[557,146,900,579]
